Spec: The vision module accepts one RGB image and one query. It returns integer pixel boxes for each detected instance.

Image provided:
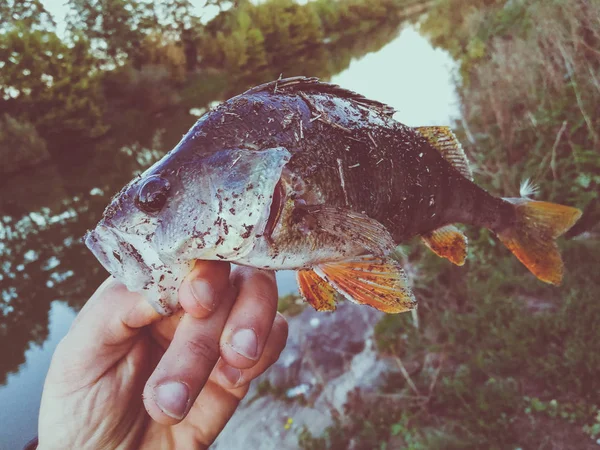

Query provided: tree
[287,2,324,52]
[66,0,159,68]
[155,0,203,71]
[0,23,107,145]
[0,0,55,32]
[245,28,268,69]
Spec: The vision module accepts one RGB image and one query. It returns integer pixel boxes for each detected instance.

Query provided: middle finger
[143,284,236,425]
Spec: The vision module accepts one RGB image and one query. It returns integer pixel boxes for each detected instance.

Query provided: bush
[139,33,188,83]
[0,24,108,145]
[0,114,50,175]
[103,65,181,114]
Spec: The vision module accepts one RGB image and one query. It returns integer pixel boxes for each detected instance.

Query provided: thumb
[51,277,162,383]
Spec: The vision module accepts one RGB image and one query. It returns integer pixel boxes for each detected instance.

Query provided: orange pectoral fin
[298,205,396,257]
[297,269,337,311]
[315,255,416,314]
[420,225,468,266]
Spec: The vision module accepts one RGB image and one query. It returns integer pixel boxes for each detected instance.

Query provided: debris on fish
[84,77,582,315]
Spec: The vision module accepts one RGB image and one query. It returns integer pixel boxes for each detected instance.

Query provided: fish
[84,76,582,316]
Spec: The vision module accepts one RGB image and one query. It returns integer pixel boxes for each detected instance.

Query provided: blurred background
[1,0,599,448]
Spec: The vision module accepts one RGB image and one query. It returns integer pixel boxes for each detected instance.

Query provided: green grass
[299,1,600,446]
[299,237,600,449]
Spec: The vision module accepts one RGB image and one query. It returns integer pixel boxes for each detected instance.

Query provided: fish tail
[496,198,582,285]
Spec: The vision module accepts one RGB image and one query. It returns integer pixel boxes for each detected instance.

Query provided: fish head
[85,145,291,314]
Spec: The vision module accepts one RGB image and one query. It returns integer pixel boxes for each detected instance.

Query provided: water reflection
[0,20,459,449]
[331,25,459,127]
[0,302,77,449]
[0,130,167,387]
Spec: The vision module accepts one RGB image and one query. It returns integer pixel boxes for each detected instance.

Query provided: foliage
[277,293,306,317]
[0,24,108,148]
[299,389,404,449]
[301,0,600,448]
[0,0,419,168]
[64,0,233,69]
[200,0,324,71]
[302,239,600,448]
[421,0,600,218]
[199,0,415,72]
[0,0,56,32]
[0,114,49,174]
[139,34,188,82]
[102,65,181,118]
[66,0,158,68]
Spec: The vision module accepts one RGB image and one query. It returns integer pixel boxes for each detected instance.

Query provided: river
[0,23,459,449]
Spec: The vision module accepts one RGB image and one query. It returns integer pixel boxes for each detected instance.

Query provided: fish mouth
[263,180,284,240]
[85,224,152,290]
[85,226,121,275]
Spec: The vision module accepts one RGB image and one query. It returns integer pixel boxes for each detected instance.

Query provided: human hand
[38,262,288,449]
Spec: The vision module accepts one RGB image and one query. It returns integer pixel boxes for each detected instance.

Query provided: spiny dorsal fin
[313,254,416,314]
[415,126,473,181]
[421,224,468,266]
[244,76,396,117]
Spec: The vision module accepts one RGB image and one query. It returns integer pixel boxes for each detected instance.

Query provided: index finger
[178,260,231,319]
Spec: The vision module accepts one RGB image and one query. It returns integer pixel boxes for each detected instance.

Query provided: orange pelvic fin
[498,198,582,285]
[314,254,416,314]
[421,224,468,266]
[297,269,337,312]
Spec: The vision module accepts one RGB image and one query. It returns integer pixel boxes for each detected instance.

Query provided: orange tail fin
[497,199,582,285]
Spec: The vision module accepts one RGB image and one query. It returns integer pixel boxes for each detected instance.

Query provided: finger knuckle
[251,268,277,285]
[252,290,278,311]
[104,279,130,298]
[273,313,289,338]
[250,275,279,304]
[234,266,276,285]
[185,335,220,362]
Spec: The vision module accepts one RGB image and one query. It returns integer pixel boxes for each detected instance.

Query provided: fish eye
[135,175,170,214]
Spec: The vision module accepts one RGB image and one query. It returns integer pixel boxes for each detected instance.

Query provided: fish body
[85,77,581,315]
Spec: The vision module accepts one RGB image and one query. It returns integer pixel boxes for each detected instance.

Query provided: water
[0,24,458,448]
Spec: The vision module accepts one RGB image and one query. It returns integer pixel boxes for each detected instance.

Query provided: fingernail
[220,364,242,387]
[190,279,215,311]
[154,381,189,420]
[229,328,258,360]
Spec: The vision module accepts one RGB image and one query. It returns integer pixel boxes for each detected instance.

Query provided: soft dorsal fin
[307,254,416,314]
[415,126,473,181]
[297,269,337,312]
[420,224,468,266]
